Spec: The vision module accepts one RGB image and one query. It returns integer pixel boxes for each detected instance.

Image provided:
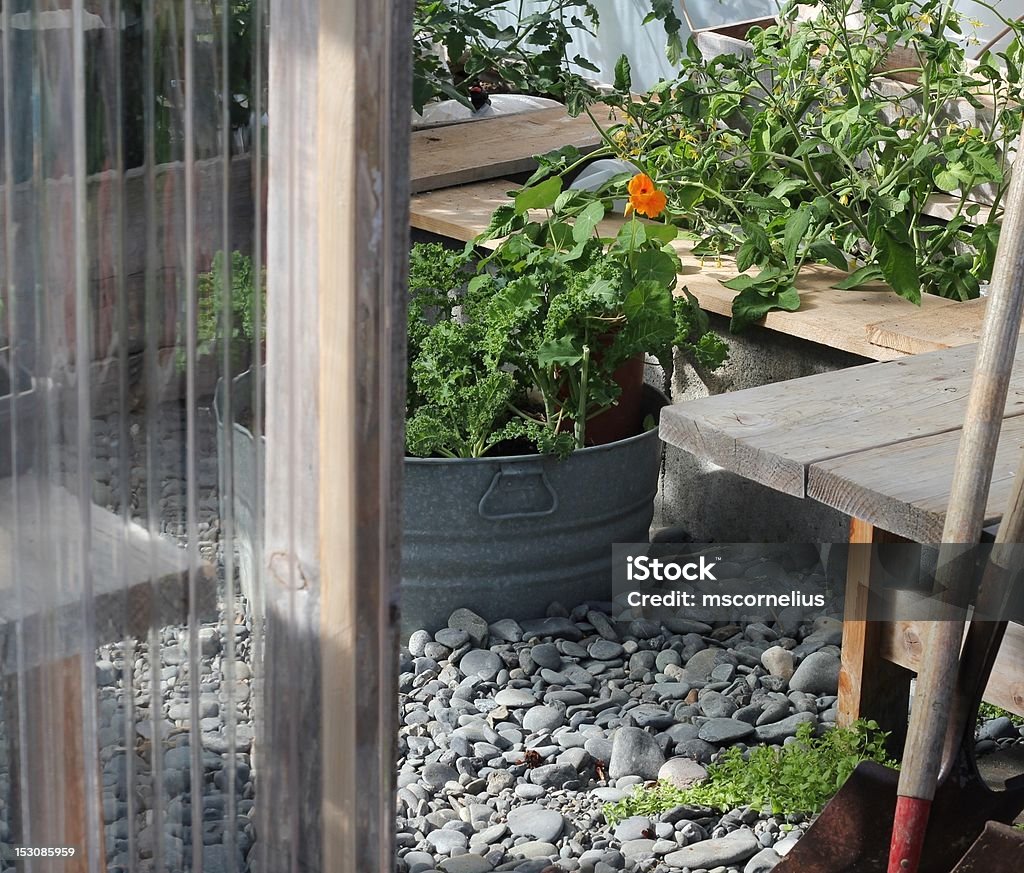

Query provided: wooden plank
[866,297,1024,356]
[880,620,1024,718]
[660,341,1024,497]
[8,656,101,873]
[808,414,1024,541]
[838,520,913,754]
[265,0,404,867]
[409,108,602,194]
[411,180,959,361]
[0,476,214,671]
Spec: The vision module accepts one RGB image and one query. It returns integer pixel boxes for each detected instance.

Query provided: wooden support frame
[264,0,410,869]
[840,518,1024,740]
[838,519,915,753]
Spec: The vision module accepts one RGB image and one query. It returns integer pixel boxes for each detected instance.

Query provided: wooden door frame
[265,0,411,869]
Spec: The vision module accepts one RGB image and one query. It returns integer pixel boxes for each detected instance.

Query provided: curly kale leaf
[406,318,520,458]
[673,289,729,371]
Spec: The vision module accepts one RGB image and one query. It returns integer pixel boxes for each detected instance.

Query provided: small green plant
[978,702,1024,726]
[184,250,266,374]
[589,0,1024,329]
[604,720,896,826]
[405,173,727,459]
[412,0,601,114]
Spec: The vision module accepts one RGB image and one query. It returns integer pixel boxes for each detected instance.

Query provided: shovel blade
[771,760,1024,873]
[772,761,899,873]
[946,821,1024,873]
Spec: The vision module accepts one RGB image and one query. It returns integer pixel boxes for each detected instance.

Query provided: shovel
[946,821,1024,873]
[773,153,1024,873]
[767,613,1024,873]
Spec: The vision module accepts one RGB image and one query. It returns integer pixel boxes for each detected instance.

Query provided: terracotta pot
[584,353,646,446]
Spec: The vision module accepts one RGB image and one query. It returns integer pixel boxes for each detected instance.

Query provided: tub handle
[478,463,559,520]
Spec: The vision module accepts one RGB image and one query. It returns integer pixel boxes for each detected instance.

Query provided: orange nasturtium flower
[625,173,668,219]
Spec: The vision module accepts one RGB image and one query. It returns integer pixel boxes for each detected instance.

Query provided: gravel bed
[2,404,1022,873]
[396,596,1024,873]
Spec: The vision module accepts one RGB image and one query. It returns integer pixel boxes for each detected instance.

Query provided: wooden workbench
[411,178,962,362]
[660,342,1024,732]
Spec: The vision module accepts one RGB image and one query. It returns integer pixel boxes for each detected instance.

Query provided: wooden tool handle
[888,156,1024,873]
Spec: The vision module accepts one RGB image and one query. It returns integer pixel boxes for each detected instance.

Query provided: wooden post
[838,518,914,754]
[264,0,410,869]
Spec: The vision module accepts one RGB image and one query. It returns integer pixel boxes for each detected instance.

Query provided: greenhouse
[0,2,1023,872]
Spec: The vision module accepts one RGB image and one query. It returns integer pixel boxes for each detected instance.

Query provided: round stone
[658,757,708,789]
[697,718,756,744]
[589,640,625,661]
[508,804,565,843]
[459,649,503,681]
[423,762,459,790]
[789,651,840,696]
[425,828,468,855]
[494,688,538,708]
[523,704,566,733]
[530,643,563,670]
[609,726,665,781]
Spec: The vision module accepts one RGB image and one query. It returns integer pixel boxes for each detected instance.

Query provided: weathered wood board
[410,108,602,194]
[659,341,1024,498]
[866,297,1024,356]
[808,415,1024,542]
[411,179,959,361]
[880,619,1024,717]
[0,475,215,671]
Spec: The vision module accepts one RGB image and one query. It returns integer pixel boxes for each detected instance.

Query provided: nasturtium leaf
[514,177,563,214]
[643,223,679,246]
[632,249,678,287]
[572,201,606,243]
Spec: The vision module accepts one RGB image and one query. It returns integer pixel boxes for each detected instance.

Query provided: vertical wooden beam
[265,0,410,869]
[839,518,914,753]
[8,657,101,873]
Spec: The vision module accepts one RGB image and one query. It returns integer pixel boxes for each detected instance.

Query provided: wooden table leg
[8,656,102,873]
[838,518,915,755]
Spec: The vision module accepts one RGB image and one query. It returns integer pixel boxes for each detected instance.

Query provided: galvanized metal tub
[215,368,264,625]
[401,386,667,635]
[0,350,37,478]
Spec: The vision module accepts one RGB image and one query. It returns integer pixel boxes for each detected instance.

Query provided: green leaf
[614,53,632,92]
[572,200,606,243]
[643,223,679,246]
[783,206,812,268]
[476,203,526,242]
[616,220,646,249]
[632,249,678,286]
[876,223,922,304]
[624,279,673,323]
[833,265,884,290]
[729,283,800,333]
[537,335,582,368]
[807,240,850,271]
[515,177,563,214]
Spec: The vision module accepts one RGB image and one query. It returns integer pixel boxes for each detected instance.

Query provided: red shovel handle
[887,796,933,873]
